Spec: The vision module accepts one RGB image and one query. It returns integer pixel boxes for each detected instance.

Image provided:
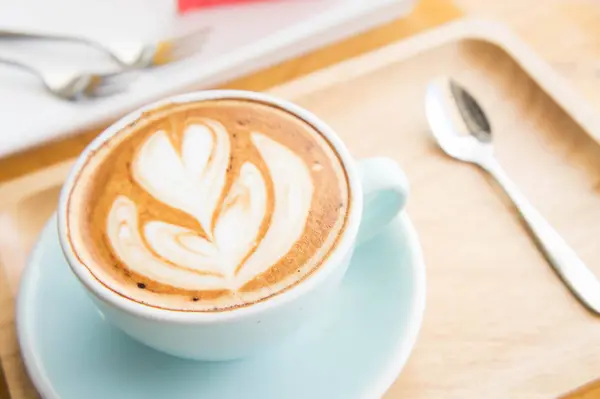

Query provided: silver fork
[0,57,136,100]
[0,28,211,69]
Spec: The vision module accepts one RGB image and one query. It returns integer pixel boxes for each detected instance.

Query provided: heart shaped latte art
[105,119,314,291]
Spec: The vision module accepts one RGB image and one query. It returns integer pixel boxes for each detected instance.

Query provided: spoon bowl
[425,77,493,166]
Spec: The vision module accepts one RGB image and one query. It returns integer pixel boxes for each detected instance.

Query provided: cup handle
[357,157,409,244]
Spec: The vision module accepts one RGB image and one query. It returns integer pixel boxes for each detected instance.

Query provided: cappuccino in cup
[59,90,407,360]
[64,99,350,312]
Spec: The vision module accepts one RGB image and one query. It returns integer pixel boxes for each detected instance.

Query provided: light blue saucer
[17,213,425,399]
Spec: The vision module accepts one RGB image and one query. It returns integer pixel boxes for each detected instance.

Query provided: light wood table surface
[2,0,600,397]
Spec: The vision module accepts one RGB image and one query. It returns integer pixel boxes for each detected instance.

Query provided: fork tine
[160,27,211,62]
[101,70,141,87]
[87,27,208,97]
[89,82,127,98]
[172,27,211,48]
[88,70,139,97]
[89,82,126,97]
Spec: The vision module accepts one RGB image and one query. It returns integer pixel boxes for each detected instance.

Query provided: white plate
[0,0,415,157]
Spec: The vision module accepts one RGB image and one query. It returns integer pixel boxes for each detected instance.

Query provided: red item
[178,0,269,13]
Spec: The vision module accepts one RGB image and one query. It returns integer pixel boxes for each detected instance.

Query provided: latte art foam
[109,124,313,290]
[66,99,350,311]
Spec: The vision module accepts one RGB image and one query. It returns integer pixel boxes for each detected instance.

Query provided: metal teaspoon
[425,76,600,315]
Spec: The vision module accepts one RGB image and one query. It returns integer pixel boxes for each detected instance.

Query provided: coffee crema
[66,99,350,311]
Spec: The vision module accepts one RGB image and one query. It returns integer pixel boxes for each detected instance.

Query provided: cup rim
[57,90,363,324]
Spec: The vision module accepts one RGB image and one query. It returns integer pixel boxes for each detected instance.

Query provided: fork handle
[0,56,44,82]
[482,157,600,315]
[0,29,118,64]
[0,28,90,44]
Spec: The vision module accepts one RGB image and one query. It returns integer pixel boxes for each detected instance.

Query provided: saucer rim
[16,212,426,399]
[365,212,426,398]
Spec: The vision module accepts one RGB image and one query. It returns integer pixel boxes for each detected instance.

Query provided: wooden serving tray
[2,19,600,398]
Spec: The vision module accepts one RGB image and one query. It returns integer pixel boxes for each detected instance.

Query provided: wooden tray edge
[271,17,600,146]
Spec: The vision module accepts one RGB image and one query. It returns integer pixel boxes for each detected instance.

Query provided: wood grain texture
[2,0,600,398]
[561,381,600,399]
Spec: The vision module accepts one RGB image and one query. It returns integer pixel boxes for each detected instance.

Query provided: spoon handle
[482,158,600,315]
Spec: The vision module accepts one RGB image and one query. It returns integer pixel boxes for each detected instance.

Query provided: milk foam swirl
[106,120,314,291]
